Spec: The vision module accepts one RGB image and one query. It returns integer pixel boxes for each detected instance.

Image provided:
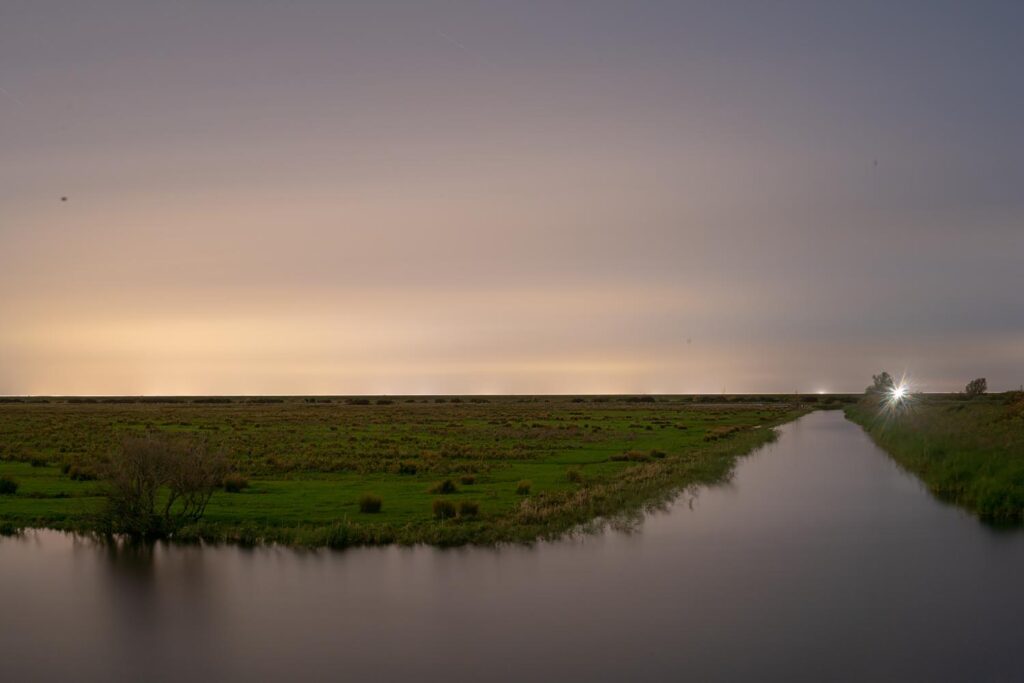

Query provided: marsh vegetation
[847,391,1024,523]
[0,395,819,547]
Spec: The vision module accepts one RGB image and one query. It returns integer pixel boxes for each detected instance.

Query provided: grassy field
[0,395,819,547]
[846,393,1024,523]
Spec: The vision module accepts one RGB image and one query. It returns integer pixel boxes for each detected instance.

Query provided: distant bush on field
[964,378,987,398]
[65,465,98,481]
[428,479,458,494]
[223,473,249,493]
[611,450,650,462]
[0,475,18,495]
[432,499,456,519]
[396,461,418,475]
[515,480,532,495]
[867,371,895,394]
[359,493,383,513]
[458,500,480,518]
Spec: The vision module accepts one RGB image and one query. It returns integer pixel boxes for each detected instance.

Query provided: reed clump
[428,479,458,494]
[432,499,456,519]
[359,493,383,513]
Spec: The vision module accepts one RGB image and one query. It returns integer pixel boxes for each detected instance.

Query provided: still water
[2,411,1023,682]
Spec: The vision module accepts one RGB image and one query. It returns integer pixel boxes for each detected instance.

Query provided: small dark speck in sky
[61,196,67,202]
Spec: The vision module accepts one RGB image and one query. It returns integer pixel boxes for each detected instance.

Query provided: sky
[1,0,1022,395]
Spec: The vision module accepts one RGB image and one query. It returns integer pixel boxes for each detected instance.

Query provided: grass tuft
[223,473,250,493]
[432,499,456,519]
[0,475,18,495]
[358,493,383,513]
[428,479,458,494]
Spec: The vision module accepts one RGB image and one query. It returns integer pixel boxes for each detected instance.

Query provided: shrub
[358,493,383,513]
[459,474,476,485]
[0,476,18,495]
[867,371,895,395]
[649,449,667,459]
[30,457,47,468]
[223,473,250,493]
[67,465,98,481]
[515,480,532,495]
[964,377,987,398]
[103,435,227,538]
[397,461,418,475]
[428,479,458,494]
[566,468,583,483]
[458,500,480,518]
[611,451,650,462]
[375,399,393,405]
[432,499,456,519]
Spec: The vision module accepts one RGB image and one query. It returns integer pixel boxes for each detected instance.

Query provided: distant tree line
[865,371,988,398]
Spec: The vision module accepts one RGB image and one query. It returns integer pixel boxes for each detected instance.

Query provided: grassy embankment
[0,396,821,547]
[846,393,1024,523]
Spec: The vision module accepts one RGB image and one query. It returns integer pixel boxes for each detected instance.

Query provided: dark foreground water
[2,411,1023,682]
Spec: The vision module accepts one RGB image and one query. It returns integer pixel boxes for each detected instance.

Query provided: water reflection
[2,412,1023,682]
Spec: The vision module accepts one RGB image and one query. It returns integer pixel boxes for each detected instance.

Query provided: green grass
[846,393,1024,523]
[0,395,811,546]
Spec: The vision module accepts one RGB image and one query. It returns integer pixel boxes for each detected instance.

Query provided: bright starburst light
[880,373,915,417]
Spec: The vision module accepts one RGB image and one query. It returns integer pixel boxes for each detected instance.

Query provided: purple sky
[1,1,1022,394]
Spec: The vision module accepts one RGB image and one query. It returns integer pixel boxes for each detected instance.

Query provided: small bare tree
[104,435,227,538]
[964,377,987,398]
